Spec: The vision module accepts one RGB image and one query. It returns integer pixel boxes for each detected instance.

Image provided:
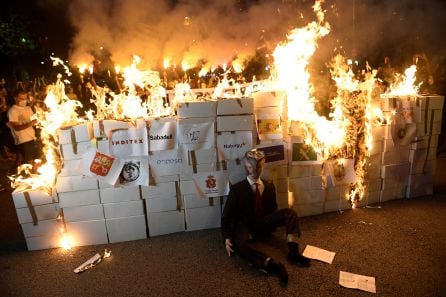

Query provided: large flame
[384,65,419,97]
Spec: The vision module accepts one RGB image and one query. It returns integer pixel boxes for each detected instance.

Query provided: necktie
[254,182,263,217]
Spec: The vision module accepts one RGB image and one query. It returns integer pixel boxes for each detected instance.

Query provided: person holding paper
[221,150,310,284]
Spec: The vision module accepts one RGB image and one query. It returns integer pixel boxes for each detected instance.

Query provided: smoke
[67,0,316,69]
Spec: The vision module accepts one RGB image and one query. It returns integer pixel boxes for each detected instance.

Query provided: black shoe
[288,252,311,267]
[267,259,288,284]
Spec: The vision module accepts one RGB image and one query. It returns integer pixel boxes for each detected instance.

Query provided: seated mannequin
[221,150,310,284]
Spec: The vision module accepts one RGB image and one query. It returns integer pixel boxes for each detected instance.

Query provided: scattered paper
[339,271,376,294]
[74,249,111,274]
[302,245,336,264]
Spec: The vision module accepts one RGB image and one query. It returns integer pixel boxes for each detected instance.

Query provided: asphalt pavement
[0,156,445,297]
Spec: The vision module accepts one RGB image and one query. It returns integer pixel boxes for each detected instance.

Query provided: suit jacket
[221,178,277,240]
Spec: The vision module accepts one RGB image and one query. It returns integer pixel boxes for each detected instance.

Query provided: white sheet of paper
[302,245,336,264]
[339,271,376,294]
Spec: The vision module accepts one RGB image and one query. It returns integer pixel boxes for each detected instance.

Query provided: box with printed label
[58,189,101,208]
[106,215,146,243]
[99,186,141,203]
[12,188,58,209]
[103,200,145,219]
[217,98,254,115]
[147,210,185,236]
[16,203,60,224]
[217,115,254,132]
[65,219,108,246]
[63,204,104,222]
[177,101,217,119]
[57,123,93,145]
[55,175,98,193]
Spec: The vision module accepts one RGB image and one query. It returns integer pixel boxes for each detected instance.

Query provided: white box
[177,100,217,118]
[59,159,81,177]
[99,186,141,203]
[147,210,185,236]
[141,182,177,199]
[217,98,253,115]
[371,125,386,141]
[180,180,198,196]
[217,115,254,132]
[56,175,98,193]
[356,191,381,207]
[364,178,382,193]
[406,173,434,198]
[60,140,95,161]
[410,158,436,175]
[146,196,182,213]
[276,192,292,209]
[96,138,110,154]
[16,203,60,224]
[409,147,437,163]
[103,200,144,219]
[185,205,221,231]
[12,189,58,209]
[288,176,323,192]
[180,163,218,180]
[251,91,285,108]
[380,187,406,202]
[325,186,350,201]
[58,189,100,208]
[411,135,439,150]
[93,119,134,138]
[187,148,218,165]
[293,202,324,217]
[98,180,113,189]
[184,194,216,209]
[382,149,410,165]
[65,219,108,247]
[63,204,104,222]
[383,139,410,152]
[425,95,444,110]
[25,234,62,251]
[369,140,384,156]
[58,123,93,145]
[276,178,288,193]
[151,175,180,183]
[225,160,246,185]
[21,219,62,238]
[366,165,381,180]
[381,176,409,191]
[324,199,352,213]
[292,189,324,204]
[381,163,410,179]
[106,215,146,243]
[288,164,321,178]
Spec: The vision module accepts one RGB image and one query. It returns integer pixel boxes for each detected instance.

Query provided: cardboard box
[366,165,381,180]
[324,199,352,213]
[217,98,254,115]
[180,162,219,180]
[151,175,179,183]
[364,178,382,193]
[146,195,182,213]
[382,149,410,165]
[103,200,145,219]
[100,186,141,204]
[275,178,288,193]
[288,164,322,178]
[409,147,437,163]
[409,158,436,175]
[380,186,406,202]
[58,189,101,208]
[276,192,292,209]
[371,125,387,141]
[383,139,410,152]
[25,234,62,251]
[293,202,324,217]
[186,148,218,165]
[325,186,350,201]
[16,203,60,224]
[185,204,221,231]
[93,119,134,138]
[251,91,285,108]
[59,159,81,177]
[225,160,247,185]
[288,176,323,192]
[12,189,58,209]
[217,115,254,132]
[381,163,411,179]
[21,219,62,238]
[356,191,381,207]
[147,210,185,236]
[184,194,216,209]
[424,95,444,110]
[369,140,384,156]
[291,189,324,204]
[96,139,110,154]
[106,215,147,243]
[55,175,98,193]
[411,135,439,150]
[406,173,434,198]
[57,123,93,145]
[177,100,217,118]
[63,204,104,222]
[60,140,95,161]
[65,219,108,247]
[141,182,177,199]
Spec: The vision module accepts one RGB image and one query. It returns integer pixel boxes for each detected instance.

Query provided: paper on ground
[302,245,336,264]
[339,271,376,294]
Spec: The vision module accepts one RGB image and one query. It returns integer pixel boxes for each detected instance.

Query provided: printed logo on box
[205,175,217,189]
[90,152,115,176]
[120,161,140,183]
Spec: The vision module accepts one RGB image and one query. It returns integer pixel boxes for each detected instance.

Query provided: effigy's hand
[225,238,234,257]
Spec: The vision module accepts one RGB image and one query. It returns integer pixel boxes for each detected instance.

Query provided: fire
[199,67,208,77]
[60,233,73,250]
[163,58,170,69]
[78,64,88,74]
[384,65,420,97]
[182,61,190,71]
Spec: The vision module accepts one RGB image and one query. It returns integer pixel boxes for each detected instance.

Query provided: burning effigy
[10,0,443,251]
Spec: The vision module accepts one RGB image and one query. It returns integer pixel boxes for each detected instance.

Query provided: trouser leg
[233,224,270,269]
[253,208,301,236]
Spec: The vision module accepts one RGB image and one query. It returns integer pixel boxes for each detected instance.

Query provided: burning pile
[10,0,443,251]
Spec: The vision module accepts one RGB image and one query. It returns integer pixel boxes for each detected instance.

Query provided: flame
[115,65,121,74]
[182,61,190,71]
[78,64,88,74]
[163,58,170,69]
[199,67,208,77]
[88,64,94,74]
[232,58,244,73]
[60,234,73,250]
[384,65,419,97]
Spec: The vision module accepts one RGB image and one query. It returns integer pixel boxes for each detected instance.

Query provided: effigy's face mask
[244,158,265,180]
